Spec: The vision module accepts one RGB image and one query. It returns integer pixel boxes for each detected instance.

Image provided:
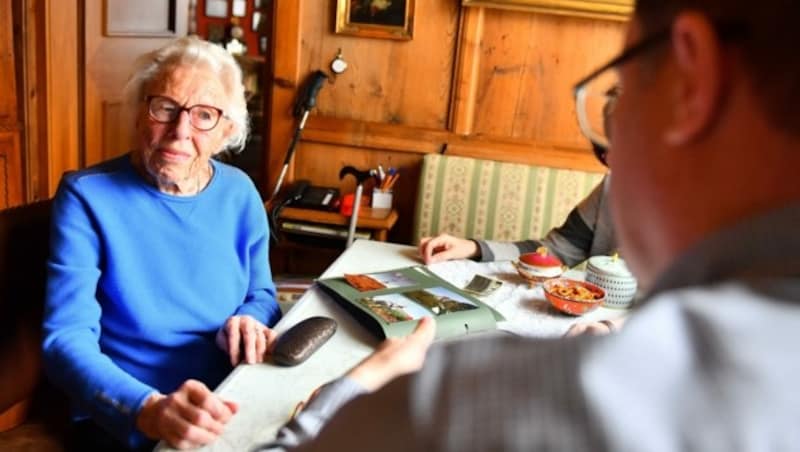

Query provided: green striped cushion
[413,154,604,244]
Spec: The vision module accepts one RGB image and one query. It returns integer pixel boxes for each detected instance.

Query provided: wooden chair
[0,199,68,450]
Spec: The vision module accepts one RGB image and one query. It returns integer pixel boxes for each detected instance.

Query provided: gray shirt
[263,202,800,451]
[476,176,615,267]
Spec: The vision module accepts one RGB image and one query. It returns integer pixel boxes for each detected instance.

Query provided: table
[155,240,627,451]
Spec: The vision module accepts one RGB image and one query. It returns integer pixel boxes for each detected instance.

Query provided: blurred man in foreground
[261,1,800,450]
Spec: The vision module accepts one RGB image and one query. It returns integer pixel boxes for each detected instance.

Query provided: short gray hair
[123,36,250,153]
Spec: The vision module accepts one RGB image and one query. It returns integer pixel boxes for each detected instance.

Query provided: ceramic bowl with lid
[514,247,565,284]
[585,255,638,309]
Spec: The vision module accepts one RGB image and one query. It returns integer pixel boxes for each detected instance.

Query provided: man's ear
[663,13,725,145]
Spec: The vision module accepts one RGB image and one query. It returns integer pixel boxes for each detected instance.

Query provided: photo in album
[356,293,431,323]
[344,270,418,291]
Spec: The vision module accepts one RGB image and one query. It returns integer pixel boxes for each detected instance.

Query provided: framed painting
[336,0,415,40]
[461,0,633,21]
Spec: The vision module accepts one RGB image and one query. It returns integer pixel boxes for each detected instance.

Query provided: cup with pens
[373,166,398,210]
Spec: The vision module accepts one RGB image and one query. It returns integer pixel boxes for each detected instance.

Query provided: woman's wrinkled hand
[216,315,277,366]
[136,380,238,449]
[419,234,479,264]
[346,316,436,392]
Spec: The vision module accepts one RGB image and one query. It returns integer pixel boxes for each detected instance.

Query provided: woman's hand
[346,316,436,392]
[563,317,626,337]
[216,315,277,366]
[136,380,237,449]
[419,234,479,264]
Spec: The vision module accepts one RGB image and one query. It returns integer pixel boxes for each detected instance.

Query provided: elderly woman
[42,36,281,450]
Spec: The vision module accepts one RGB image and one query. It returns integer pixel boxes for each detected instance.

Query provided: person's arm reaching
[421,177,612,267]
[259,317,437,451]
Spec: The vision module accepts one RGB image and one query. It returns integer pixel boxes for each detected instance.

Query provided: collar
[645,202,800,299]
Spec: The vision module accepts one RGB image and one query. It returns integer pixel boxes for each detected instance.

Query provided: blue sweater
[42,155,281,447]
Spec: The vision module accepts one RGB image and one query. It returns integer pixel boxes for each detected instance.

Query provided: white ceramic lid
[587,255,634,278]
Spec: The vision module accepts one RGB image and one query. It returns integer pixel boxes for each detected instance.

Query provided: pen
[385,173,399,190]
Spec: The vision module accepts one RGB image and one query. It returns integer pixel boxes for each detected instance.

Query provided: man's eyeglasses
[146,95,225,131]
[573,22,746,152]
[573,29,671,150]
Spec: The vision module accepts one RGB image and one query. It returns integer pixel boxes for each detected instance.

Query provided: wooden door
[83,0,188,166]
[0,0,24,208]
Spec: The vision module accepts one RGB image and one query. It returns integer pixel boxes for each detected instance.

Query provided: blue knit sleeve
[233,187,282,327]
[42,176,156,447]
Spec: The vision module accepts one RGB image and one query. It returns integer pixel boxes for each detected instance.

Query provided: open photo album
[317,266,504,340]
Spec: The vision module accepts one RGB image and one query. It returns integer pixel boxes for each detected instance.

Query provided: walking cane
[269,70,328,202]
[339,166,376,248]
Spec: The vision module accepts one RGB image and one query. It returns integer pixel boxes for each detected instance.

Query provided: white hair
[122,36,250,153]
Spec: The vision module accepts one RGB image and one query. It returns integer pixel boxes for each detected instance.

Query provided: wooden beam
[301,116,605,173]
[265,0,302,196]
[449,7,484,135]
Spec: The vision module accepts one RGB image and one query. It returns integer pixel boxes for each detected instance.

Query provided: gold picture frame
[461,0,633,22]
[336,0,415,40]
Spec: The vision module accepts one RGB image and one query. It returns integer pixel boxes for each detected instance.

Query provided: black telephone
[285,180,340,211]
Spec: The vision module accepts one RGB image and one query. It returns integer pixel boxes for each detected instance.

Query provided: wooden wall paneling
[0,0,23,207]
[303,116,447,155]
[19,0,45,202]
[0,0,17,127]
[472,9,625,147]
[294,141,423,242]
[46,0,81,194]
[450,6,484,135]
[302,116,605,173]
[11,0,79,202]
[0,131,23,208]
[297,0,459,129]
[266,0,302,195]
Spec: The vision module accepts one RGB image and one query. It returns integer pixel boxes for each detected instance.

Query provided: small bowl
[542,278,605,316]
[512,260,564,284]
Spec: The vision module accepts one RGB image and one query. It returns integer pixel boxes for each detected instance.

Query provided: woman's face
[136,63,234,189]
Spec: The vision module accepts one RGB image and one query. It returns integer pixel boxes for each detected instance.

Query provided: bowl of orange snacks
[542,278,605,316]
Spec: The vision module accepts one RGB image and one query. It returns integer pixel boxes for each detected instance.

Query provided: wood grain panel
[293,142,423,242]
[298,0,459,129]
[0,0,17,128]
[266,0,302,195]
[472,9,625,146]
[45,0,80,192]
[0,131,24,208]
[101,101,129,162]
[302,116,604,172]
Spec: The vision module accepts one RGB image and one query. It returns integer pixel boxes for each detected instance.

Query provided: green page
[317,266,504,340]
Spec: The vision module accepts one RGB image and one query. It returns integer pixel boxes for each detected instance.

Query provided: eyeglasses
[573,22,746,152]
[573,29,671,150]
[146,95,225,131]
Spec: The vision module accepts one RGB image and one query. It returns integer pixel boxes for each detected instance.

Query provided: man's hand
[216,315,277,366]
[136,380,238,449]
[419,234,479,264]
[346,316,436,392]
[563,318,626,337]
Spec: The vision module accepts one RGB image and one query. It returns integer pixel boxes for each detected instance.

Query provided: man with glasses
[264,1,800,450]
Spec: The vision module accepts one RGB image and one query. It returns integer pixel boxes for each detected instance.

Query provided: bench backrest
[413,154,604,244]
